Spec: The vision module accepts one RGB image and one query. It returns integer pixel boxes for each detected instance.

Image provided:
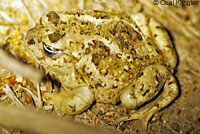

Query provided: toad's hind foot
[125,75,179,129]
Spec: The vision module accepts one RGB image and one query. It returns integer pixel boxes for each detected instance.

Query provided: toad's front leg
[120,65,179,128]
[45,86,94,115]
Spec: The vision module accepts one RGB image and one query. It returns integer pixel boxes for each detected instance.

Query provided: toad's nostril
[27,39,35,45]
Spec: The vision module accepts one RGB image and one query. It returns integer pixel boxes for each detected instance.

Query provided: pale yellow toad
[25,10,178,127]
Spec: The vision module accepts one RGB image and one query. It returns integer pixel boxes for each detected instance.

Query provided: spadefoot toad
[25,10,178,127]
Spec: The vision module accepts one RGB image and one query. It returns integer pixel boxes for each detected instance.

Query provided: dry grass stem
[20,86,42,108]
[139,0,200,39]
[0,104,120,134]
[2,84,24,107]
[0,49,43,83]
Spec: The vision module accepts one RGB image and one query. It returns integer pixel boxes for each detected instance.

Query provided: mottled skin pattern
[25,10,178,128]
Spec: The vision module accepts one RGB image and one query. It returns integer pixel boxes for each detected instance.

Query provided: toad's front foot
[45,86,94,115]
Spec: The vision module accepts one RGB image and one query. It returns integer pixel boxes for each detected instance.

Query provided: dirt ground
[0,0,200,134]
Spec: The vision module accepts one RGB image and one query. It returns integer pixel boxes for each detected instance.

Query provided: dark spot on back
[80,30,85,35]
[45,29,50,32]
[93,40,101,46]
[116,53,122,59]
[136,72,144,78]
[147,41,153,45]
[48,32,62,43]
[38,38,42,43]
[116,22,139,50]
[90,85,94,89]
[95,83,102,88]
[109,30,116,36]
[140,84,144,91]
[92,54,99,65]
[156,48,161,54]
[100,69,108,76]
[112,85,118,89]
[88,43,93,48]
[80,77,85,82]
[61,21,67,24]
[142,89,150,96]
[39,18,43,25]
[85,48,90,54]
[46,11,60,25]
[114,79,119,82]
[123,68,129,72]
[81,22,84,25]
[145,55,150,60]
[76,12,84,17]
[156,26,166,31]
[94,14,110,19]
[154,34,158,37]
[81,21,91,26]
[71,22,76,26]
[82,65,86,73]
[104,46,110,55]
[96,25,101,29]
[130,48,136,55]
[100,15,110,19]
[81,43,85,49]
[168,81,173,85]
[105,37,109,40]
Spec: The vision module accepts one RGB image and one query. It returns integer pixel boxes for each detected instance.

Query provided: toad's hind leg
[120,65,179,128]
[128,75,178,128]
[131,13,177,70]
[45,86,94,115]
[149,18,177,70]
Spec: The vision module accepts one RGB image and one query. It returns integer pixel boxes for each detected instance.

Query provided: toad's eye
[42,42,61,56]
